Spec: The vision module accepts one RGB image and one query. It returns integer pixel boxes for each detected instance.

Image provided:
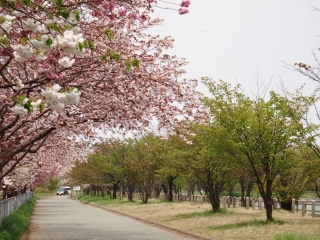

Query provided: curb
[71,197,214,240]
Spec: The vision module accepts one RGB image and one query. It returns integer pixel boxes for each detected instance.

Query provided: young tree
[127,135,160,203]
[200,78,313,221]
[88,139,127,199]
[187,123,235,211]
[155,134,189,201]
[274,146,320,210]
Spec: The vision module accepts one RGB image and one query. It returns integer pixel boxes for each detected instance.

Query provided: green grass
[0,197,36,240]
[274,232,314,240]
[207,219,285,231]
[34,191,55,197]
[76,194,138,206]
[300,192,318,199]
[34,188,56,197]
[167,208,227,221]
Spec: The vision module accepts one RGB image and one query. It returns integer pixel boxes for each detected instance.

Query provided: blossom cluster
[10,84,81,115]
[179,0,190,15]
[41,84,81,111]
[0,12,84,68]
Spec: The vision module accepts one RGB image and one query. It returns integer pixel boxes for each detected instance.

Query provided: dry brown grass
[103,199,320,240]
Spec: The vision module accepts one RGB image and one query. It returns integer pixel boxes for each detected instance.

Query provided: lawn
[75,195,320,240]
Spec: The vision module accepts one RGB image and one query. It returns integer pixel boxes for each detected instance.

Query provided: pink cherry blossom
[118,7,127,17]
[180,0,190,7]
[178,8,189,15]
[0,0,197,190]
[91,10,105,18]
[130,12,139,20]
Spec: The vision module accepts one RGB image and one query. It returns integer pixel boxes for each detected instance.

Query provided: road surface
[26,196,193,240]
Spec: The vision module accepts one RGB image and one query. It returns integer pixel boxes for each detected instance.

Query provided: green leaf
[45,12,54,19]
[0,36,10,45]
[23,101,33,113]
[74,11,80,22]
[20,37,28,44]
[46,38,53,46]
[101,54,107,61]
[109,51,120,60]
[131,59,140,69]
[12,94,26,104]
[78,42,86,52]
[47,23,60,31]
[87,40,95,51]
[60,10,70,20]
[0,16,5,25]
[125,59,132,71]
[38,101,44,112]
[21,0,31,6]
[54,0,63,8]
[103,29,113,40]
[64,25,71,30]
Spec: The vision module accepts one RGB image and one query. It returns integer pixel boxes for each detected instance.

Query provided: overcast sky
[150,0,320,97]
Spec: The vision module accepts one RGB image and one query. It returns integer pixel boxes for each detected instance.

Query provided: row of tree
[68,78,320,222]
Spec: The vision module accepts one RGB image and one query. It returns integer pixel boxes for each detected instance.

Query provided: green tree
[155,134,189,202]
[200,78,312,221]
[187,123,235,211]
[47,178,59,192]
[125,135,160,203]
[275,146,320,210]
[88,139,127,199]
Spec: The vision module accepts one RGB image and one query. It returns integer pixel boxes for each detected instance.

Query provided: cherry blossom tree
[0,0,199,188]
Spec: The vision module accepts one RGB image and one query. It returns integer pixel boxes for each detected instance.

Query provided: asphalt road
[27,196,193,240]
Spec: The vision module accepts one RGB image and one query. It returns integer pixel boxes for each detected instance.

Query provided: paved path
[27,196,192,240]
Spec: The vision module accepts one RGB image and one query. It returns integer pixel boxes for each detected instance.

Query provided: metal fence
[0,191,34,222]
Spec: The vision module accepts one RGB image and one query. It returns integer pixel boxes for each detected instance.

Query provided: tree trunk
[208,187,220,211]
[167,176,175,202]
[101,187,105,197]
[265,199,273,221]
[197,183,203,195]
[120,184,123,199]
[187,180,192,200]
[2,186,7,199]
[228,186,233,198]
[162,184,168,194]
[280,199,292,211]
[259,179,274,221]
[240,181,245,207]
[112,183,118,199]
[140,191,149,204]
[245,181,253,207]
[153,182,161,199]
[127,183,134,201]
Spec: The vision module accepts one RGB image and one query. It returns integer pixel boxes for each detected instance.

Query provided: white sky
[150,0,320,97]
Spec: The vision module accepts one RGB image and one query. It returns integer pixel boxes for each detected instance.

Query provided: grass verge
[73,194,320,240]
[0,197,36,240]
[207,219,285,230]
[34,191,55,198]
[75,194,137,205]
[274,232,314,240]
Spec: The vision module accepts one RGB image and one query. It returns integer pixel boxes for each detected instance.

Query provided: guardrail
[0,191,34,222]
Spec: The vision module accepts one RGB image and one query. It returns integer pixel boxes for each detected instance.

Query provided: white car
[56,186,71,196]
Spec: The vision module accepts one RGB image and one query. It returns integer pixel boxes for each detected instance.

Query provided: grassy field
[0,197,36,240]
[75,195,320,240]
